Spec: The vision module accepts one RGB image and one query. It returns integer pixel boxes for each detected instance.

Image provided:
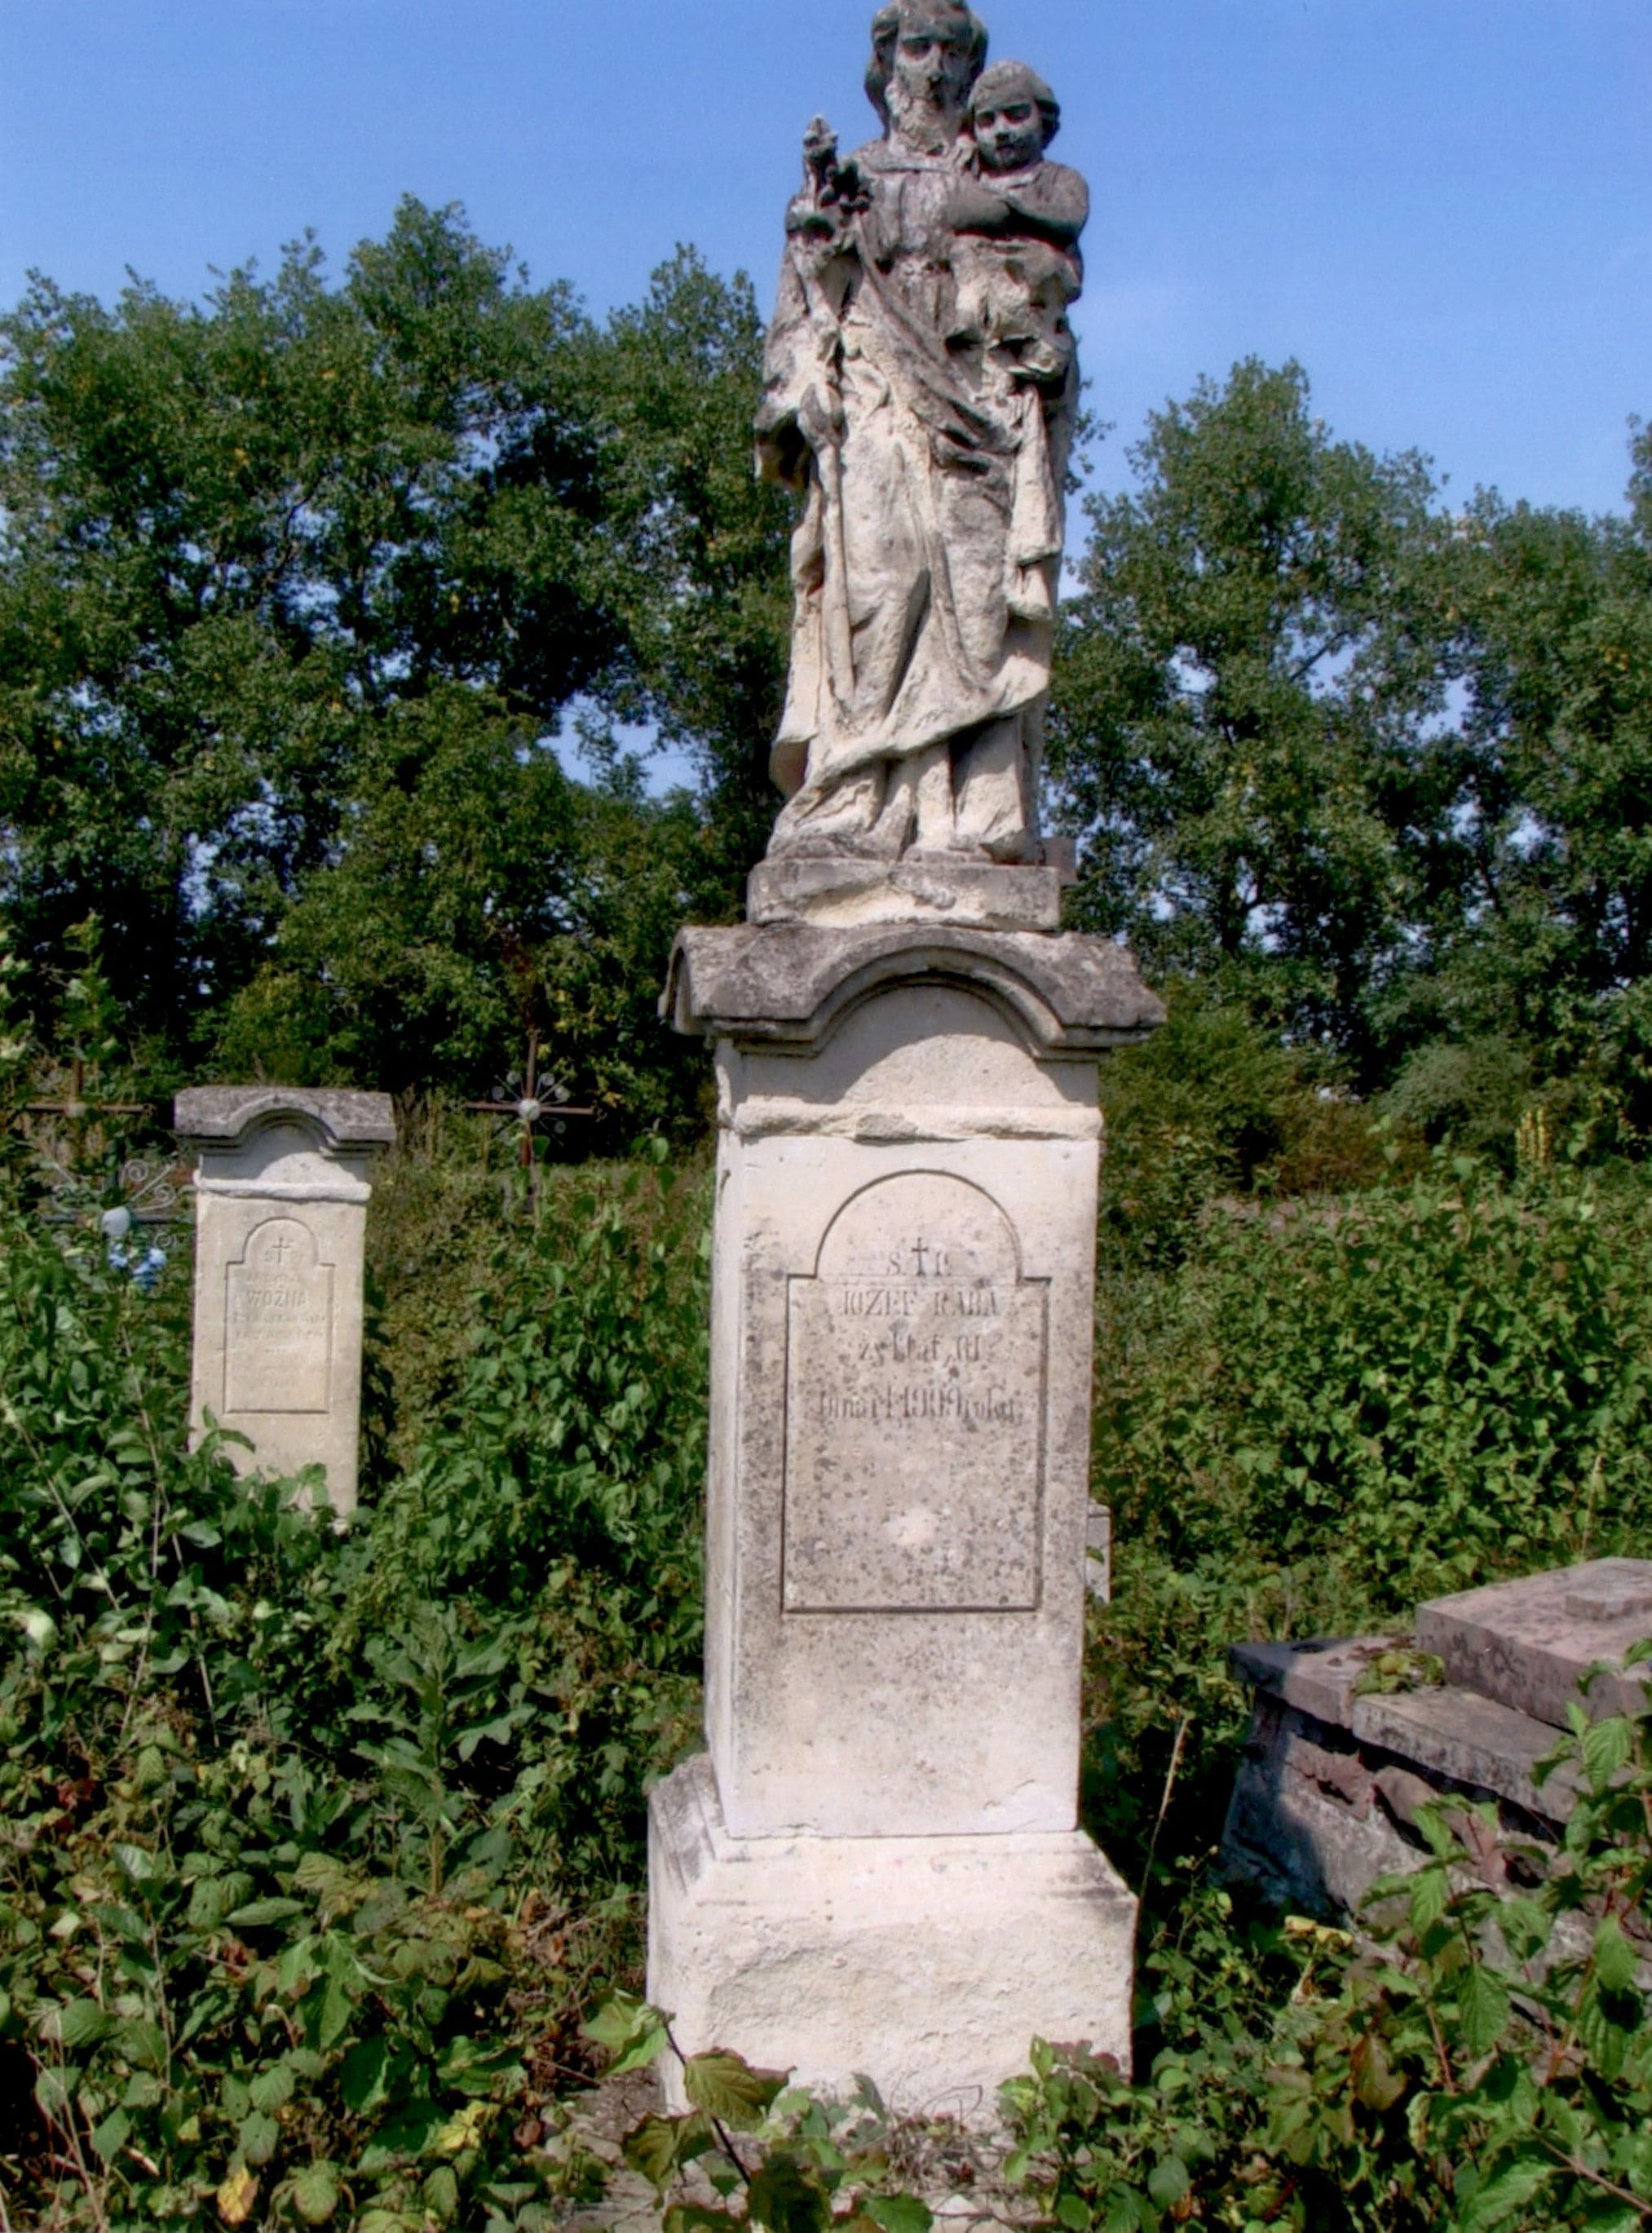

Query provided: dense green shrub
[7,1095,1652,2230]
[609,1675,1652,2232]
[1098,1156,1652,1615]
[1084,1151,1652,1899]
[0,1155,709,2229]
[1097,986,1402,1271]
[1000,1675,1652,2231]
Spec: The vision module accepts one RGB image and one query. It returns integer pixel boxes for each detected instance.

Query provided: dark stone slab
[1350,1686,1580,1821]
[1228,1636,1404,1729]
[174,1087,397,1152]
[1222,1563,1652,1925]
[1415,1559,1652,1729]
[663,924,1165,1054]
[1230,1640,1583,1823]
[1221,1692,1421,1919]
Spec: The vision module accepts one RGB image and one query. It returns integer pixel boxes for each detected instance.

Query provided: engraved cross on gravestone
[175,1089,395,1515]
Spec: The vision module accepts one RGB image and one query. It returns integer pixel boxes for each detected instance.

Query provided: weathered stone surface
[649,1753,1135,2121]
[174,1086,397,1149]
[1416,1559,1652,1727]
[1086,1503,1111,1603]
[1228,1636,1405,1731]
[223,1217,335,1415]
[176,1089,393,1514]
[781,1172,1045,1614]
[663,923,1164,1053]
[1350,1686,1580,1820]
[1222,1695,1420,1918]
[648,902,1151,2101]
[1222,1613,1602,1921]
[698,966,1106,1842]
[757,6,1088,873]
[749,856,1062,932]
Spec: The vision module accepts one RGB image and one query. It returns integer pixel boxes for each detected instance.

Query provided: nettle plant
[997,1656,1652,2233]
[585,1993,938,2233]
[0,1163,709,2231]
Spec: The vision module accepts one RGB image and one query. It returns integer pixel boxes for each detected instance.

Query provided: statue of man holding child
[758,1,1089,868]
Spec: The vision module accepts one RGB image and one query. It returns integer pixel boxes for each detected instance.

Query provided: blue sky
[2,0,1648,524]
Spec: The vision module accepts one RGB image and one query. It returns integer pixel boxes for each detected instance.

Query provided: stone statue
[757,2,1088,870]
[652,10,1156,2103]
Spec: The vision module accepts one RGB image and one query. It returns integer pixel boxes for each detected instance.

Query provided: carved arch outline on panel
[799,957,1067,1067]
[807,1166,1027,1281]
[783,1169,1049,1615]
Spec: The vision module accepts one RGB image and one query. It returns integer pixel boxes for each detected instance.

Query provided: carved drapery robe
[758,138,1083,857]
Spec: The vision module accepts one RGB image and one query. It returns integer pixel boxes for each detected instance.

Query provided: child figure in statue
[950,62,1088,410]
[942,60,1087,644]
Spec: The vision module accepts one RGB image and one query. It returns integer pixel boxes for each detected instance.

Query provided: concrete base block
[647,1754,1136,2123]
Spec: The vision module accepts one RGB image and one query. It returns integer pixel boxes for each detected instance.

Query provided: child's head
[968,60,1058,173]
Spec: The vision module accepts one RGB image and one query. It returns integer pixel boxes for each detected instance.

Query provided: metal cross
[18,1057,188,1228]
[466,1028,597,1178]
[24,1057,148,1129]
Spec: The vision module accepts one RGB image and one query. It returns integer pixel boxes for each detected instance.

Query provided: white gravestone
[649,925,1163,2115]
[174,1089,395,1515]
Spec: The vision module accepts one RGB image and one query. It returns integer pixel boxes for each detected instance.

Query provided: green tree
[0,210,797,1113]
[578,248,793,905]
[1051,360,1464,1075]
[222,685,712,1125]
[1422,444,1652,1138]
[0,198,621,1068]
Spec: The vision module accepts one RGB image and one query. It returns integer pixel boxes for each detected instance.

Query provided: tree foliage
[1053,361,1652,1143]
[1052,360,1462,1072]
[4,210,1652,1147]
[0,206,788,1116]
[1419,466,1652,1137]
[576,249,793,892]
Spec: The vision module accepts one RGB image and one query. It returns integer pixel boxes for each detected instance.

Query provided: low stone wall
[1221,1559,1650,1919]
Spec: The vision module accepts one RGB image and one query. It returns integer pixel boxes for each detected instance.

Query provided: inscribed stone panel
[783,1172,1045,1612]
[224,1216,334,1415]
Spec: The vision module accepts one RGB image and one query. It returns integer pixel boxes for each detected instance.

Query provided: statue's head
[867,0,989,148]
[968,60,1058,173]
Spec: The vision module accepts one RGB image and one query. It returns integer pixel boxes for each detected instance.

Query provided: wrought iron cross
[19,1058,188,1227]
[466,1028,597,1172]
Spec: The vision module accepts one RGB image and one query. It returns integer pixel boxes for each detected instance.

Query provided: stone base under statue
[749,854,1062,932]
[647,1754,1137,2122]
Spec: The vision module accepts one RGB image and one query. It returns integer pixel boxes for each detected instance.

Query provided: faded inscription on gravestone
[224,1216,335,1416]
[784,1172,1047,1612]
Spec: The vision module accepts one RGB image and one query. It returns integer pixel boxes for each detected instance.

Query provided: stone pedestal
[175,1089,396,1515]
[648,913,1162,2112]
[748,856,1064,933]
[651,1756,1136,2119]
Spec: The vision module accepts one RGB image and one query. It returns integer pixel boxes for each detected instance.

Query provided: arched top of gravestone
[662,923,1165,1059]
[174,1088,397,1156]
